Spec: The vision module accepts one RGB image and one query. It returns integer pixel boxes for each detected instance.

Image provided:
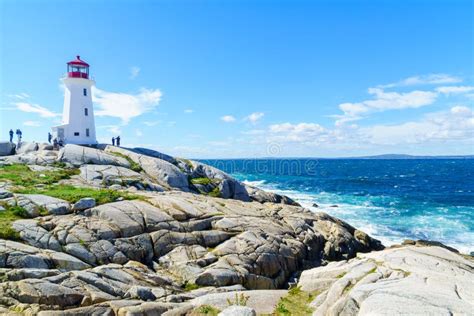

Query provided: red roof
[67,55,89,67]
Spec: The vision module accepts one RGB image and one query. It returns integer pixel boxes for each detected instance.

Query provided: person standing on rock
[53,138,58,149]
[112,137,115,146]
[48,132,52,143]
[16,129,22,143]
[9,129,13,143]
[116,136,121,147]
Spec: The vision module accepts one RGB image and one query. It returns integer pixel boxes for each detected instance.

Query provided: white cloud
[268,122,325,142]
[23,120,41,127]
[380,74,462,88]
[135,129,143,137]
[99,125,122,135]
[8,93,30,100]
[435,86,474,94]
[130,66,140,79]
[359,106,474,145]
[245,112,264,124]
[93,87,162,124]
[184,109,194,114]
[221,115,236,123]
[14,102,59,118]
[336,88,438,126]
[143,120,160,126]
[245,105,473,154]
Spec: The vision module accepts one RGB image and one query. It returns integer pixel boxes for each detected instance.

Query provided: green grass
[14,185,141,205]
[108,151,143,172]
[208,187,221,198]
[272,287,319,316]
[0,164,79,187]
[367,267,377,274]
[0,205,29,240]
[183,281,201,291]
[179,158,194,169]
[190,305,220,316]
[190,177,213,185]
[335,272,347,279]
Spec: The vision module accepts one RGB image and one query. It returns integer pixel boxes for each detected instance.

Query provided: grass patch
[190,305,220,316]
[343,282,355,294]
[14,185,141,205]
[51,161,67,168]
[190,177,213,185]
[183,282,201,292]
[272,286,318,316]
[109,152,143,172]
[208,187,221,198]
[179,158,194,169]
[0,205,29,241]
[367,267,377,274]
[0,164,79,187]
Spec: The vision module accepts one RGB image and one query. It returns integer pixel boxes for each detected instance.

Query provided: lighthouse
[52,56,97,145]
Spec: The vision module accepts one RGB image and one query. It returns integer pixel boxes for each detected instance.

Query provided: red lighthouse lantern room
[67,55,90,79]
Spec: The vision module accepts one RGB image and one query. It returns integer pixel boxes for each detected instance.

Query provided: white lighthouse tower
[52,56,97,145]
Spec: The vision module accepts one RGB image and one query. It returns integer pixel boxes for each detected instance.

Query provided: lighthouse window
[74,132,80,136]
[86,128,90,137]
[85,108,88,116]
[83,88,87,96]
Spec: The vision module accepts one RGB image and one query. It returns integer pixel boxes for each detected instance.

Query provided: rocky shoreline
[0,142,472,315]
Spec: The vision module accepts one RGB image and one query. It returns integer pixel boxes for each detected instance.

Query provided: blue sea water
[200,158,474,254]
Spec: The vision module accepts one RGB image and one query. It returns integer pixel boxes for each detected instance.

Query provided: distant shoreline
[199,154,474,160]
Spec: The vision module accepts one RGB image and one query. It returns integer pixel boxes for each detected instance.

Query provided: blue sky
[1,0,472,158]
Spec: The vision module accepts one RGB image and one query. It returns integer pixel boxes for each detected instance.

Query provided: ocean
[200,158,474,254]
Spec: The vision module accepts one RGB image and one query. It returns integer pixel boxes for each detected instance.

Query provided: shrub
[184,282,200,291]
[192,305,220,315]
[208,187,221,198]
[226,292,249,306]
[0,204,29,241]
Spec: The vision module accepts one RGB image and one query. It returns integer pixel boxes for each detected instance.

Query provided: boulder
[38,143,54,151]
[298,246,474,316]
[0,152,57,166]
[73,197,96,211]
[0,141,16,156]
[190,290,287,315]
[0,189,13,199]
[245,185,299,206]
[219,306,256,316]
[16,142,39,154]
[0,240,90,270]
[58,144,130,168]
[16,194,71,217]
[104,146,189,190]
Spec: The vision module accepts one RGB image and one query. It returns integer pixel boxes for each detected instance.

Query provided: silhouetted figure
[9,129,13,143]
[112,137,115,146]
[48,132,52,143]
[53,138,58,149]
[116,136,121,147]
[58,139,64,147]
[16,129,22,143]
